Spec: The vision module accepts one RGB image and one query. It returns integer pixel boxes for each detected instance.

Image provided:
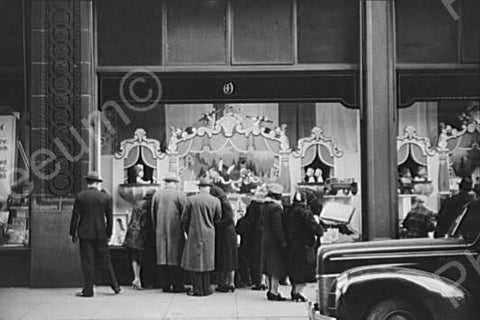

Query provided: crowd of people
[70,171,324,300]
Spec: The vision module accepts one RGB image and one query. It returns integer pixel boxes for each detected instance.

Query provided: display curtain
[398,102,438,146]
[279,103,316,148]
[315,103,359,153]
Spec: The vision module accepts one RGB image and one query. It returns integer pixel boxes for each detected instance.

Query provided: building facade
[0,0,479,287]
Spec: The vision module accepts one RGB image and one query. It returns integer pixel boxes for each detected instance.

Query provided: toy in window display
[324,178,358,196]
[234,168,260,194]
[413,165,434,195]
[304,168,316,183]
[208,168,233,193]
[398,167,414,194]
[414,166,428,182]
[132,164,151,184]
[314,168,324,183]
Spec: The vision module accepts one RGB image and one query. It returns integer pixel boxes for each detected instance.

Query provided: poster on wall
[0,115,16,205]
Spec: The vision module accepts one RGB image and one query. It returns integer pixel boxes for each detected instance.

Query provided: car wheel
[366,299,426,320]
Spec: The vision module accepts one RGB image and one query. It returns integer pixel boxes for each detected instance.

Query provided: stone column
[29,0,93,287]
[361,0,398,239]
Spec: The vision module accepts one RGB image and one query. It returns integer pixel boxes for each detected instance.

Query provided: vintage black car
[308,203,480,320]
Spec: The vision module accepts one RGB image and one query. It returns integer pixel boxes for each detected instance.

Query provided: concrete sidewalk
[0,283,315,320]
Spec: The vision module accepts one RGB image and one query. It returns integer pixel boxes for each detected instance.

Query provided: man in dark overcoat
[69,172,121,297]
[181,178,221,296]
[435,177,475,238]
[151,172,188,292]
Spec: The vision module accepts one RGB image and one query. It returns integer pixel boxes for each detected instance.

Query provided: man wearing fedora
[181,177,221,296]
[151,172,188,292]
[69,172,121,297]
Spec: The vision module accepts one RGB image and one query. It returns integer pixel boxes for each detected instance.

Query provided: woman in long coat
[210,186,238,292]
[284,191,323,302]
[260,183,288,301]
[240,186,267,290]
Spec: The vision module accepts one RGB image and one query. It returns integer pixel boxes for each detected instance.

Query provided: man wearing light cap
[181,177,221,296]
[151,172,188,293]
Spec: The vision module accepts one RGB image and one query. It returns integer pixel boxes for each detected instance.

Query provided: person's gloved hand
[71,236,78,243]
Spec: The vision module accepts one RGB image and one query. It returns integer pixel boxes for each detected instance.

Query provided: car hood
[318,237,469,274]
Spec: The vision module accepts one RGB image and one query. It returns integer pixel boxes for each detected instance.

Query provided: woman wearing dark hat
[284,190,323,302]
[123,189,156,290]
[260,183,288,301]
[237,185,268,290]
[210,186,238,292]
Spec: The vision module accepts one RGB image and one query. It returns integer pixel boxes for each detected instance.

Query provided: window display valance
[397,71,480,108]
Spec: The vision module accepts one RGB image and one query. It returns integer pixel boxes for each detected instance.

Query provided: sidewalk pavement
[0,283,316,320]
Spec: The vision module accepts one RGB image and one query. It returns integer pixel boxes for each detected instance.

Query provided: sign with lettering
[0,115,16,203]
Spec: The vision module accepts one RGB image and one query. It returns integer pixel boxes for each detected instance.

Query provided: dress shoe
[75,292,93,298]
[110,285,121,294]
[291,292,308,302]
[186,291,203,297]
[216,285,235,292]
[267,291,287,301]
[171,286,189,293]
[132,280,143,291]
[251,284,267,291]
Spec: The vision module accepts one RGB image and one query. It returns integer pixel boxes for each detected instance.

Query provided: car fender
[335,265,473,320]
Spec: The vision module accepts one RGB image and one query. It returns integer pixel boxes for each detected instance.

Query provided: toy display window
[0,109,30,247]
[397,100,480,221]
[99,101,362,241]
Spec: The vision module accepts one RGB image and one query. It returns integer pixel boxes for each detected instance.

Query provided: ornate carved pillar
[45,0,82,196]
[30,0,92,287]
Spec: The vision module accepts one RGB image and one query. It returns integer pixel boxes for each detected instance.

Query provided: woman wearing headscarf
[284,190,323,302]
[260,183,288,301]
[210,186,238,292]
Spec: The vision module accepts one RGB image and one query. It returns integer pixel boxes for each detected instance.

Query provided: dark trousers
[79,238,119,295]
[159,265,185,291]
[190,271,212,296]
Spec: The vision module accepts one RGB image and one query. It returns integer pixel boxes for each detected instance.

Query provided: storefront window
[0,109,30,247]
[0,0,29,247]
[99,102,362,245]
[397,100,480,234]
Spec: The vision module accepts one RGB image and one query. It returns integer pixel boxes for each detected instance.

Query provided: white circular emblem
[223,82,235,95]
